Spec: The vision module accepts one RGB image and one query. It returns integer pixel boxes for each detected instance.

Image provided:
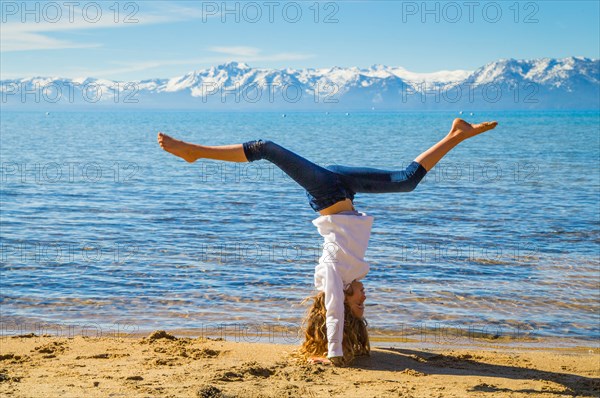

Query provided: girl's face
[346,281,366,319]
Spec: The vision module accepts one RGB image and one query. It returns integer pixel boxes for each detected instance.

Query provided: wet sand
[1,331,598,398]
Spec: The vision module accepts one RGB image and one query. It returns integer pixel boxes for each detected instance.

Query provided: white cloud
[249,52,316,62]
[0,2,213,52]
[208,46,262,57]
[207,46,314,63]
[0,29,103,52]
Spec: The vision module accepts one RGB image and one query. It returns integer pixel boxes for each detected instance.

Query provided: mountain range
[1,57,598,110]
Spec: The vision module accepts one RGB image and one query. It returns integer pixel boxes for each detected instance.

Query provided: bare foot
[448,118,498,140]
[157,132,201,163]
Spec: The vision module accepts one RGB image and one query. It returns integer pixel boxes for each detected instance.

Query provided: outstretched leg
[157,133,353,212]
[414,118,497,171]
[326,118,498,194]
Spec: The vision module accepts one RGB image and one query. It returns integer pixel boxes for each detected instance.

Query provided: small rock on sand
[147,330,177,341]
[197,385,224,398]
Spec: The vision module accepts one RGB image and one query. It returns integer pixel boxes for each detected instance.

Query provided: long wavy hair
[297,286,370,365]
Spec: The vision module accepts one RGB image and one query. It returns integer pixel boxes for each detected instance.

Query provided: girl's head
[345,280,367,319]
[298,280,370,365]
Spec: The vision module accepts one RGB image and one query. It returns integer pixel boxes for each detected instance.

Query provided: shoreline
[3,322,596,350]
[1,330,598,398]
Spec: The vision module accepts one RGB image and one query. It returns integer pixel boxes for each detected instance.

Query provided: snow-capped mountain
[1,57,598,110]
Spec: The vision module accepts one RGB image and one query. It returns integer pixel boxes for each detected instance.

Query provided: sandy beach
[1,331,598,398]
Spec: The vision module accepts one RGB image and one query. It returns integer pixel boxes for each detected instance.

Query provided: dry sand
[1,331,598,398]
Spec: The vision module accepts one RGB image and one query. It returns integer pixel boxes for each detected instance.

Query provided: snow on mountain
[465,57,599,87]
[2,57,598,110]
[369,64,472,83]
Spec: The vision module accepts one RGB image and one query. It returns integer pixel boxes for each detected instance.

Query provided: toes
[472,121,498,133]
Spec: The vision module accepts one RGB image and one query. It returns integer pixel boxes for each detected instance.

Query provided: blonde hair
[297,286,370,365]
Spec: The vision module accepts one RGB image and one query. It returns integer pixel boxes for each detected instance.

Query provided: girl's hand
[308,356,332,365]
[307,356,346,366]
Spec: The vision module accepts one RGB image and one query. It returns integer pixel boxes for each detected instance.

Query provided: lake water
[1,110,598,345]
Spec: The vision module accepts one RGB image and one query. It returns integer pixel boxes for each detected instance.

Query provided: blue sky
[1,0,599,80]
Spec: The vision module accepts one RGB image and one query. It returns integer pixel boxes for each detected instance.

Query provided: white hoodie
[312,210,374,358]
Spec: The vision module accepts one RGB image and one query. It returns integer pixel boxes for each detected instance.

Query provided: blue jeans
[242,140,427,212]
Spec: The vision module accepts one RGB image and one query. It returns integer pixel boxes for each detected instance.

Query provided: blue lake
[1,110,598,344]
